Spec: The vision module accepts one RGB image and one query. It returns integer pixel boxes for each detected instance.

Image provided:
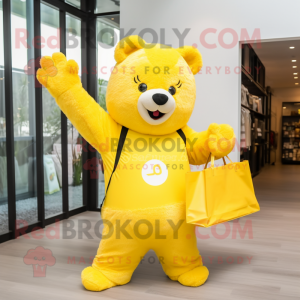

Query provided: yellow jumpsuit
[94,128,203,284]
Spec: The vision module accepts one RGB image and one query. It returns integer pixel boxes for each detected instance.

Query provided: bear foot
[178,266,209,287]
[81,266,116,292]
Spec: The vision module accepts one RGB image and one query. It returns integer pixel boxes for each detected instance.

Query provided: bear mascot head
[106,35,202,135]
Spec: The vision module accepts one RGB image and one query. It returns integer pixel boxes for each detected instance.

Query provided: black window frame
[0,0,120,243]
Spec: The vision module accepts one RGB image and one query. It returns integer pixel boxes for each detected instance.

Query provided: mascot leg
[81,208,148,292]
[154,220,209,287]
[81,235,148,291]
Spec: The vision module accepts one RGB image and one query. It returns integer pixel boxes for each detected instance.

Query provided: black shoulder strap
[100,126,129,212]
[177,129,186,146]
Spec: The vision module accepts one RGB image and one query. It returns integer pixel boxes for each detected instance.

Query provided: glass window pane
[66,13,83,210]
[66,0,80,9]
[0,0,8,234]
[96,15,119,207]
[41,3,62,219]
[66,14,81,73]
[95,0,120,14]
[11,0,38,227]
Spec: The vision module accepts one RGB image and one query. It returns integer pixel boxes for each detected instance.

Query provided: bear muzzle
[137,88,176,125]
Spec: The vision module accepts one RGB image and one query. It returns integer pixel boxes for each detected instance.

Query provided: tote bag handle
[204,153,233,169]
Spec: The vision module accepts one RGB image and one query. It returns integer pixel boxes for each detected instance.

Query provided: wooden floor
[0,164,299,300]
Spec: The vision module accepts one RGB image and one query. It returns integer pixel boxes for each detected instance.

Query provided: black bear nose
[152,93,169,105]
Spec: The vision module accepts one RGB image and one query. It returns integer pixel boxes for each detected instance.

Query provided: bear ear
[115,35,146,64]
[176,46,203,75]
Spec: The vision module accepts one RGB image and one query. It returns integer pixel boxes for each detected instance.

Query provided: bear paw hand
[36,52,80,98]
[207,123,235,159]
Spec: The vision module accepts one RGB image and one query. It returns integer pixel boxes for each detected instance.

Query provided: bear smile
[147,110,166,120]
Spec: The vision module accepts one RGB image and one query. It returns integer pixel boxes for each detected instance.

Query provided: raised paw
[178,266,209,287]
[36,52,80,98]
[81,266,116,292]
[36,56,58,87]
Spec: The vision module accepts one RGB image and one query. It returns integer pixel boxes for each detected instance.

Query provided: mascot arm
[36,53,117,153]
[182,123,236,165]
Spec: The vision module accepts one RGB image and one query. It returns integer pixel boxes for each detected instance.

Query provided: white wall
[120,0,300,162]
[271,88,300,163]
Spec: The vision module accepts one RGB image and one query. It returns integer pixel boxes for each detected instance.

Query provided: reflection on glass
[96,15,120,207]
[41,3,62,219]
[67,122,83,210]
[10,0,38,227]
[66,0,81,9]
[66,14,82,72]
[95,0,120,14]
[66,14,83,210]
[0,0,8,234]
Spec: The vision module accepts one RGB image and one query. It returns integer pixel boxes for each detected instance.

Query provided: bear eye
[168,86,176,95]
[138,83,147,93]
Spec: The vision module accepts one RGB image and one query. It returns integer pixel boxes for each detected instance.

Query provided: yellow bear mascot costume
[37,35,235,291]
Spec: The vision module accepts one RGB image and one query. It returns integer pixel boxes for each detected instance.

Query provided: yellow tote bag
[186,154,260,227]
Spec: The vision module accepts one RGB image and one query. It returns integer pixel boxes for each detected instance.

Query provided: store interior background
[253,39,300,163]
[121,0,300,163]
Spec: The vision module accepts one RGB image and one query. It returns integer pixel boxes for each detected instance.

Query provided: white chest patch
[141,159,168,186]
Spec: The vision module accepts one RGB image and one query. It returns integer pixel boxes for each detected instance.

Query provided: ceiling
[252,39,300,89]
